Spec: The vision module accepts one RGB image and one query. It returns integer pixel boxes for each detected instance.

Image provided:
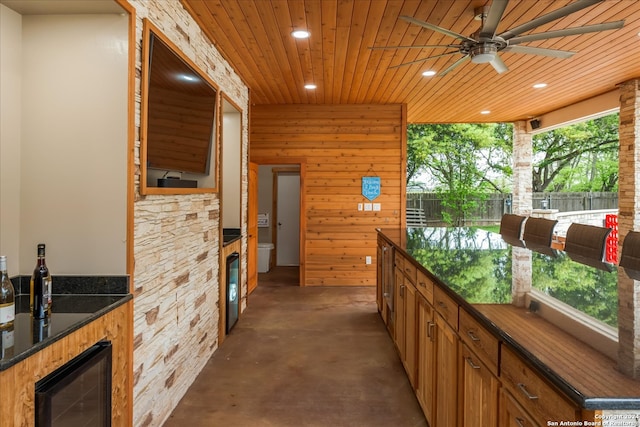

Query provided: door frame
[250,157,306,286]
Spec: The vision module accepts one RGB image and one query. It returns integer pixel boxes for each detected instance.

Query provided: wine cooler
[226,252,239,333]
[35,341,112,427]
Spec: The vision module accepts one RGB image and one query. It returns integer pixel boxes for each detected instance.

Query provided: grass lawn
[475,225,500,233]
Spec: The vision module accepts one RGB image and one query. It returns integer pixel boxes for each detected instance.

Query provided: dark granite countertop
[1,276,131,371]
[378,227,640,410]
[223,228,241,246]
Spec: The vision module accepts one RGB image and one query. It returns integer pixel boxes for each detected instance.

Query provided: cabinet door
[404,282,417,388]
[434,313,458,427]
[499,389,540,427]
[394,268,406,358]
[376,243,384,315]
[416,294,435,424]
[459,343,499,427]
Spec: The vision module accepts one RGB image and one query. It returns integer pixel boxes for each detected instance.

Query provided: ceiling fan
[373,0,624,76]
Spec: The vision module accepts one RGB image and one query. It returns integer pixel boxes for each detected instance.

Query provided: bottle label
[2,328,14,348]
[0,303,15,324]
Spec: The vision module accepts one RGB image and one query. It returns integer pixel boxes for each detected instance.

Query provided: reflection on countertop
[1,276,131,371]
[378,227,640,410]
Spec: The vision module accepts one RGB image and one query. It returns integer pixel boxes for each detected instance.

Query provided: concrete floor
[164,267,427,427]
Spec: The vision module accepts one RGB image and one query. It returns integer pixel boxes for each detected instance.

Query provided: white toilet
[257,243,274,273]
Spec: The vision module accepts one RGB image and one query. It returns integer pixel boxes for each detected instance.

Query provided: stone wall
[617,78,640,378]
[128,1,249,425]
[512,120,533,215]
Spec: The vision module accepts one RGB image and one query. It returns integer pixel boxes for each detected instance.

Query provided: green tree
[532,114,619,192]
[407,123,512,225]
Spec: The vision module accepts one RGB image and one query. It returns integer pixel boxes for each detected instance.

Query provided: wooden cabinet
[501,346,579,424]
[394,267,406,361]
[499,388,540,427]
[403,282,417,387]
[434,312,458,427]
[394,265,417,388]
[376,236,394,328]
[416,293,435,423]
[459,342,499,427]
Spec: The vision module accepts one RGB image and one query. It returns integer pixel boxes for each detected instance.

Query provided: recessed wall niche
[140,18,219,194]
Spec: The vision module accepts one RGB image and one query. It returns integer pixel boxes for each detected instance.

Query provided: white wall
[0,6,127,275]
[0,4,22,271]
[222,109,241,228]
[19,13,128,274]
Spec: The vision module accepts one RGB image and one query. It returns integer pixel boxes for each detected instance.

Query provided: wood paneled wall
[251,104,406,286]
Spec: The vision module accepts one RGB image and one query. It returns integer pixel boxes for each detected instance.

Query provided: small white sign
[373,203,381,211]
[258,213,270,227]
[364,203,373,211]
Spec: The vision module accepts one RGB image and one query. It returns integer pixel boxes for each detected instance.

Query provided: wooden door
[417,294,435,424]
[435,313,458,427]
[460,343,499,427]
[499,389,540,427]
[394,268,406,359]
[247,162,258,294]
[404,283,417,388]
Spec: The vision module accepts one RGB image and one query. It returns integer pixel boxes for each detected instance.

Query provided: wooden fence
[406,192,618,226]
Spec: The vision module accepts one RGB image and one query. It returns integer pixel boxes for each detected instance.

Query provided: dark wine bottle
[30,244,51,319]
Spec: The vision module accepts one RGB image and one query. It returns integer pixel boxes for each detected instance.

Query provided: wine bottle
[1,325,14,359]
[0,256,16,329]
[30,244,51,319]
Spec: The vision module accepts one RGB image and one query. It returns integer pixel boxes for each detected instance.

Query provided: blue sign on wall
[362,176,381,201]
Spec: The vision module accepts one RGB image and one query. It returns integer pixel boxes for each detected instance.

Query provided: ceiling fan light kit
[378,0,624,77]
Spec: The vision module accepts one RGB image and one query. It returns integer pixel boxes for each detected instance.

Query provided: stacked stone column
[617,79,640,378]
[511,121,533,306]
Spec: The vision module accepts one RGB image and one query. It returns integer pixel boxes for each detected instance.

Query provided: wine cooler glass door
[226,252,240,333]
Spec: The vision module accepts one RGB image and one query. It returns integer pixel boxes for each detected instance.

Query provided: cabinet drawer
[434,286,458,330]
[459,309,499,375]
[402,259,417,284]
[501,346,579,424]
[415,270,433,304]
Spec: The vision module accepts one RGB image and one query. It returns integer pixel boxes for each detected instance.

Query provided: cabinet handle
[465,357,481,369]
[515,418,526,427]
[517,383,539,400]
[438,301,447,309]
[427,321,435,340]
[466,330,480,342]
[418,281,426,288]
[400,284,405,297]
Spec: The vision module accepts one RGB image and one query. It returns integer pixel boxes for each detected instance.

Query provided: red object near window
[605,214,618,263]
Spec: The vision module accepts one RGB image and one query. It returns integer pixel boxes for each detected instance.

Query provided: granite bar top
[223,228,241,246]
[378,227,640,410]
[0,276,131,371]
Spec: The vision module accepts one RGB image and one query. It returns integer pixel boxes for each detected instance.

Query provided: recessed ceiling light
[481,110,491,115]
[304,84,317,90]
[422,70,437,77]
[533,83,547,89]
[291,30,310,39]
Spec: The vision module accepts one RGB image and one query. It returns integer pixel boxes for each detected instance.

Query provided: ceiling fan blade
[503,45,575,58]
[507,21,624,45]
[490,55,508,74]
[400,15,476,42]
[369,44,461,50]
[479,0,509,40]
[389,51,460,69]
[439,55,470,77]
[499,0,603,40]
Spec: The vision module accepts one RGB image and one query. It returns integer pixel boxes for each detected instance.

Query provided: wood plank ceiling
[182,0,640,124]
